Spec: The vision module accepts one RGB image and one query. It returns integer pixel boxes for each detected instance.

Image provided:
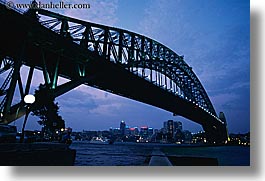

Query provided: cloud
[57,89,97,110]
[211,93,240,109]
[138,0,249,85]
[57,84,126,117]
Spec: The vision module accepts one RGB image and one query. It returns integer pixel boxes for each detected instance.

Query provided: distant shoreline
[72,140,249,148]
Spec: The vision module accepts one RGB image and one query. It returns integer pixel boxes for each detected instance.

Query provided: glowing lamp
[24,94,35,104]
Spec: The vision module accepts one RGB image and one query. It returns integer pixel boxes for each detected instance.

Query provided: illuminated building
[129,128,135,135]
[167,120,174,138]
[134,127,139,135]
[174,121,182,132]
[120,120,126,136]
[148,127,154,136]
[164,120,183,136]
[140,126,148,137]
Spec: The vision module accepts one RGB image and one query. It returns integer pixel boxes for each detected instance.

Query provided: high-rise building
[163,121,168,130]
[125,125,130,135]
[164,120,183,138]
[174,121,182,132]
[120,121,126,136]
[167,120,174,138]
[140,126,148,137]
[129,128,135,135]
[134,127,139,135]
[148,127,154,137]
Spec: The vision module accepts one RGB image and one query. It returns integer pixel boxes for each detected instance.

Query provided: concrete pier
[148,148,172,166]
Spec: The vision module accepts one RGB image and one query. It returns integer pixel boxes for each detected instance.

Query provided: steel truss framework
[0,2,227,143]
[36,9,219,118]
[0,50,94,124]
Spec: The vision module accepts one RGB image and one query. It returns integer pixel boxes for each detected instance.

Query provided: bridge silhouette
[0,1,228,144]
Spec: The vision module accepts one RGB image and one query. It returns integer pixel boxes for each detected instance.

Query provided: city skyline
[6,0,250,134]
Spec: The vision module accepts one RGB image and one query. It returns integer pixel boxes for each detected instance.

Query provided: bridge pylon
[202,112,228,144]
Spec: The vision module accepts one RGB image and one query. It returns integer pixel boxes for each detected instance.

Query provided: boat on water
[89,137,111,144]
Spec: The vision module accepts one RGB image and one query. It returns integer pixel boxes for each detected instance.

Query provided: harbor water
[70,141,250,166]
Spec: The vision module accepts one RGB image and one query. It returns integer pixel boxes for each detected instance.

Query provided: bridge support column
[202,123,228,144]
[0,64,37,124]
[52,76,95,98]
[3,58,22,115]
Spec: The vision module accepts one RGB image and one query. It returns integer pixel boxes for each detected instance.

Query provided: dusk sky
[6,0,250,134]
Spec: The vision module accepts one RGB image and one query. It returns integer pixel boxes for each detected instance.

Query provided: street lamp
[24,94,35,104]
[20,94,35,143]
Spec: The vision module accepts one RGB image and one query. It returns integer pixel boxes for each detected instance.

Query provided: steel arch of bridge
[0,2,227,143]
[36,8,219,119]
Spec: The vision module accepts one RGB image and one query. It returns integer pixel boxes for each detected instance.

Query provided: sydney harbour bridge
[0,1,228,144]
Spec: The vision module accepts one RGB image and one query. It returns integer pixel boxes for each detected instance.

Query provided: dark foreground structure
[167,156,218,166]
[148,148,218,166]
[0,143,76,166]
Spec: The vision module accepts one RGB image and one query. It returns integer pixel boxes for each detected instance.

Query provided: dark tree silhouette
[31,84,65,136]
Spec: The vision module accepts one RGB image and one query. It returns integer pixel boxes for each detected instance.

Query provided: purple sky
[6,0,250,134]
